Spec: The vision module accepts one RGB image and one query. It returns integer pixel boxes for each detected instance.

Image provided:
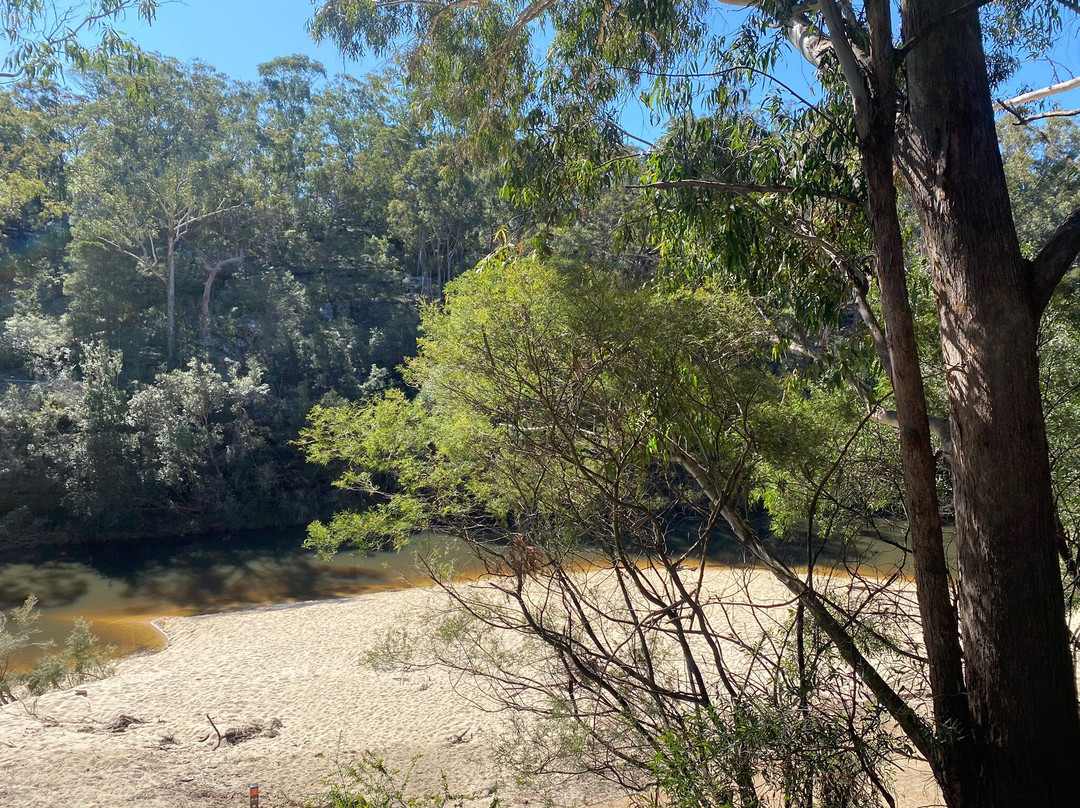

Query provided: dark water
[0,529,467,667]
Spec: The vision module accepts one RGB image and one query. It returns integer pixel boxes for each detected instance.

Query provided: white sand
[0,572,941,808]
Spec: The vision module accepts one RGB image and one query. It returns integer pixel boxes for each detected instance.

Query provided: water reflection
[0,529,465,666]
[0,519,930,670]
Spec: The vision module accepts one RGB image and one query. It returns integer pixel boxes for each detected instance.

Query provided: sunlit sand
[0,571,941,808]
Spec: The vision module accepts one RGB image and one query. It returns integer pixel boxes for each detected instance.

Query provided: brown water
[0,530,468,669]
[0,518,924,672]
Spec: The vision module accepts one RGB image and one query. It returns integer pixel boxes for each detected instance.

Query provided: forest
[2,1,1080,807]
[0,54,503,544]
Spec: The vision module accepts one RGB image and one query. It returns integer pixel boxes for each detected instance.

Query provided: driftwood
[204,714,282,748]
[104,714,144,733]
[205,713,223,750]
[223,718,283,745]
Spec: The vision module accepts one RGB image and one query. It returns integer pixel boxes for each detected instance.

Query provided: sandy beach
[0,570,942,808]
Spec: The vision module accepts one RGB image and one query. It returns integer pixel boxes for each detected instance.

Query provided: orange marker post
[250,783,259,807]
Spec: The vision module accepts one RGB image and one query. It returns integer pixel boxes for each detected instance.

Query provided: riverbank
[0,584,606,807]
[0,570,942,808]
[0,531,473,668]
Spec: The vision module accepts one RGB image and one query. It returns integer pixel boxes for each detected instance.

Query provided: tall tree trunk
[863,115,976,808]
[167,236,176,365]
[842,3,976,803]
[900,1,1080,802]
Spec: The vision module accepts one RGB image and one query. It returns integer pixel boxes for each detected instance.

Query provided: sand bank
[0,571,941,808]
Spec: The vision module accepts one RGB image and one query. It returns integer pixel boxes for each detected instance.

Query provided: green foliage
[1000,117,1080,257]
[68,55,252,361]
[652,701,890,808]
[0,88,67,248]
[0,595,114,701]
[126,359,268,494]
[302,247,881,561]
[25,616,114,696]
[0,594,44,701]
[0,56,508,544]
[0,0,158,83]
[2,308,70,375]
[306,752,473,808]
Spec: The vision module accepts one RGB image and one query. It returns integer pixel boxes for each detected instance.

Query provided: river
[0,518,920,671]
[0,529,466,668]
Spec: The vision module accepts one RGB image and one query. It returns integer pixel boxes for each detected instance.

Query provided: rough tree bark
[897,0,1080,804]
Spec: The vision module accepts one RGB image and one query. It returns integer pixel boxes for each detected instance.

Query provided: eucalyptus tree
[253,58,503,298]
[0,0,157,83]
[69,56,253,364]
[310,1,1080,805]
[256,60,424,281]
[0,88,66,252]
[254,54,328,269]
[389,140,499,296]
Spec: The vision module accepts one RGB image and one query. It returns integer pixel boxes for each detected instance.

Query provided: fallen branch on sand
[205,714,223,750]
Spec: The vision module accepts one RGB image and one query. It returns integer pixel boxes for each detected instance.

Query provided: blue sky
[113,0,381,80]
[101,0,1080,131]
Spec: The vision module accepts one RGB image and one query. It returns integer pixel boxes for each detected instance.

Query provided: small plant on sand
[0,595,48,704]
[307,752,488,808]
[25,617,116,696]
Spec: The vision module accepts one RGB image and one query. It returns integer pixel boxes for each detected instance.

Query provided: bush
[25,616,115,697]
[307,752,483,808]
[0,595,45,703]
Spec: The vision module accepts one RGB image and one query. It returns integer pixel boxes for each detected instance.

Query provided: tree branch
[715,0,831,67]
[1031,204,1080,316]
[819,0,872,131]
[1001,105,1080,125]
[869,407,952,456]
[669,444,939,764]
[995,76,1080,110]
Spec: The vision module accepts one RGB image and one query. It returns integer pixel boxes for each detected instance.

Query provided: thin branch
[1002,105,1080,125]
[628,63,852,140]
[205,714,222,750]
[670,444,938,763]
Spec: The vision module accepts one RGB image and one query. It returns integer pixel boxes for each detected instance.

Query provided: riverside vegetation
[3,1,1080,806]
[0,55,503,547]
